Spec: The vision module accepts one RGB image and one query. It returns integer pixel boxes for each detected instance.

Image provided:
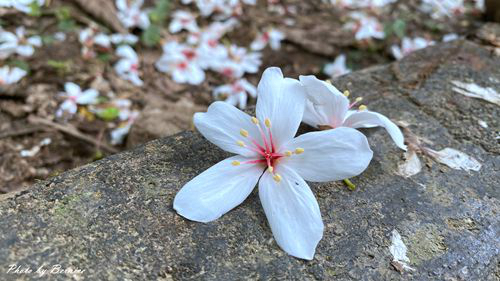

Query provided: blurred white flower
[114,45,143,86]
[155,41,205,85]
[110,111,139,145]
[214,45,261,78]
[0,26,41,59]
[345,12,385,41]
[323,54,351,78]
[115,0,150,29]
[56,82,99,118]
[420,0,465,19]
[78,28,111,59]
[182,0,255,18]
[0,66,27,85]
[326,0,396,9]
[391,37,435,60]
[250,28,285,51]
[442,33,459,42]
[213,78,256,109]
[0,0,44,14]
[169,10,200,34]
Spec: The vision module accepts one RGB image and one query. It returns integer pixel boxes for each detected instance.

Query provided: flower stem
[343,178,356,191]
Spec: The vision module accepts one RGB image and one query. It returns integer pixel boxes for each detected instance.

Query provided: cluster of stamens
[343,90,367,111]
[231,117,304,182]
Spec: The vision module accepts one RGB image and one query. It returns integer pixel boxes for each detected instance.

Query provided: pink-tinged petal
[64,82,81,96]
[174,155,262,223]
[343,111,407,150]
[256,67,305,148]
[194,101,262,158]
[281,127,373,182]
[258,165,323,260]
[299,75,349,128]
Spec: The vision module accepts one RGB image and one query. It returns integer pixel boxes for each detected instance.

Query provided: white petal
[64,82,81,96]
[256,67,305,148]
[16,45,34,57]
[258,165,323,260]
[193,101,262,158]
[299,75,349,128]
[343,111,407,150]
[281,127,373,182]
[174,155,262,223]
[76,89,99,104]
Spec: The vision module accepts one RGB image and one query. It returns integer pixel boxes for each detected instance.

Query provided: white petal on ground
[258,165,323,260]
[397,149,422,178]
[76,89,99,104]
[193,101,262,158]
[343,110,407,150]
[256,67,305,148]
[451,80,500,106]
[389,230,415,272]
[64,82,81,96]
[174,155,263,223]
[426,148,482,172]
[299,75,349,128]
[281,127,373,182]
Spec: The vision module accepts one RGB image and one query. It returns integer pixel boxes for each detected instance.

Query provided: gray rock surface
[1,37,499,280]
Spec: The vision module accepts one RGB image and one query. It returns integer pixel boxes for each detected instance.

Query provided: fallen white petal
[389,230,415,272]
[427,148,482,172]
[451,81,500,106]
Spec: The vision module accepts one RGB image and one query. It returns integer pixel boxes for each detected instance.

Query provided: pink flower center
[182,49,196,61]
[232,117,304,182]
[177,61,188,70]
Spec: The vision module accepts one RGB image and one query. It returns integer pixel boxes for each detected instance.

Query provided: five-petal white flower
[212,78,256,109]
[115,0,150,30]
[56,82,99,118]
[0,26,42,59]
[300,75,407,150]
[174,67,373,260]
[169,10,200,34]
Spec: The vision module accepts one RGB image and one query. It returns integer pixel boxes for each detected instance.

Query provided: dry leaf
[397,149,422,178]
[71,0,127,33]
[389,230,415,272]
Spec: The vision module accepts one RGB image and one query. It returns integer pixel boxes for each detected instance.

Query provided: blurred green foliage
[141,0,170,47]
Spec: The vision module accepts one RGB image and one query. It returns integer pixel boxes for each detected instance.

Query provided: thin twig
[27,116,119,153]
[0,126,44,139]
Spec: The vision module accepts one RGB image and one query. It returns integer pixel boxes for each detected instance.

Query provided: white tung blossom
[155,41,205,85]
[169,10,200,34]
[300,75,407,150]
[0,66,27,85]
[174,67,373,260]
[345,12,385,41]
[115,0,150,29]
[420,0,465,19]
[212,78,256,109]
[323,54,351,78]
[114,45,143,86]
[56,82,99,118]
[250,28,285,51]
[0,0,44,14]
[391,37,435,60]
[0,26,42,59]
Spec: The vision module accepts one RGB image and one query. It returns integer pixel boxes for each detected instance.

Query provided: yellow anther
[295,147,304,154]
[268,166,274,173]
[355,97,363,102]
[326,79,332,85]
[285,150,292,156]
[231,161,241,166]
[264,118,271,128]
[343,90,350,97]
[251,117,259,124]
[240,129,249,137]
[358,105,367,111]
[237,140,246,147]
[273,174,282,182]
